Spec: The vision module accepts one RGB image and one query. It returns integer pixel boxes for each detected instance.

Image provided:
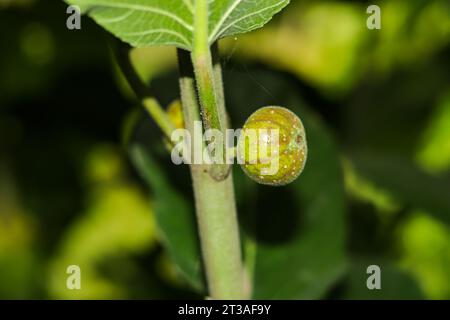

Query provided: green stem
[142,98,177,141]
[113,40,176,141]
[192,0,229,181]
[178,49,246,300]
[211,42,229,128]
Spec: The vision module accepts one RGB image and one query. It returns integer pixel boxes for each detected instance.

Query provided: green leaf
[128,139,204,292]
[65,0,290,50]
[349,152,450,226]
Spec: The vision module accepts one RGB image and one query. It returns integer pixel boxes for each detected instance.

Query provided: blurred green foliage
[0,0,449,299]
[47,145,157,299]
[417,93,450,173]
[398,212,450,299]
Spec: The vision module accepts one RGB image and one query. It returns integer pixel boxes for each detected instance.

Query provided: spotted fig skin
[237,106,307,186]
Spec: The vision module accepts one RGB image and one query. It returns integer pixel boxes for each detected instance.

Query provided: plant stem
[178,49,246,300]
[142,98,177,141]
[211,42,229,128]
[192,0,221,131]
[113,40,176,141]
[192,0,229,181]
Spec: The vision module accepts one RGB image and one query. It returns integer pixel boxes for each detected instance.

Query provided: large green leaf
[65,0,290,50]
[125,109,204,291]
[129,141,205,291]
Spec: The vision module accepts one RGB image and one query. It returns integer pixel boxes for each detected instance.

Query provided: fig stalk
[178,49,247,300]
[191,0,229,181]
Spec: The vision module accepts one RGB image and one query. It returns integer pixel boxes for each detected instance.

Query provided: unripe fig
[237,106,307,186]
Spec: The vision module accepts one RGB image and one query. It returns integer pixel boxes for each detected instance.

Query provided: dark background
[0,0,449,299]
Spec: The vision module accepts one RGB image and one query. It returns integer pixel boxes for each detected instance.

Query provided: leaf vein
[209,0,243,42]
[211,1,286,42]
[182,0,194,13]
[122,28,191,47]
[78,0,193,31]
[96,9,133,23]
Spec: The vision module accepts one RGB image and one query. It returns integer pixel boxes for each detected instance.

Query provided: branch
[178,48,247,300]
[113,40,176,141]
